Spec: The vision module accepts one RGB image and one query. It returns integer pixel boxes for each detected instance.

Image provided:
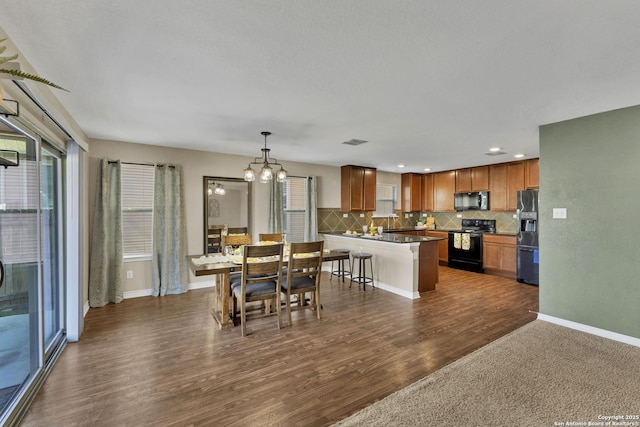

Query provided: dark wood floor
[20,267,538,427]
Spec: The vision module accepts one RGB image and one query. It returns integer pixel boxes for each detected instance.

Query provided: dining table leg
[211,271,234,329]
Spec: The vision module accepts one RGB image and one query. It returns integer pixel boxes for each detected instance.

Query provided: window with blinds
[121,163,155,259]
[373,183,397,217]
[282,177,306,243]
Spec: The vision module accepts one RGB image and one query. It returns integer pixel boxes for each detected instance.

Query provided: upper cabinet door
[401,173,422,212]
[434,171,456,212]
[341,165,376,211]
[363,167,377,211]
[471,166,489,191]
[489,163,508,211]
[525,158,539,189]
[506,161,525,210]
[455,168,471,192]
[421,174,434,212]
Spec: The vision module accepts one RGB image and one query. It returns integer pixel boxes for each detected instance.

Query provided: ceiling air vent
[342,138,368,146]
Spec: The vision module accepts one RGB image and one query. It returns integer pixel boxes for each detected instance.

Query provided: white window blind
[0,134,39,264]
[282,177,306,243]
[121,163,155,258]
[373,183,397,217]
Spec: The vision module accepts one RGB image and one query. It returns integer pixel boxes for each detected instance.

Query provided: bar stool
[330,249,351,283]
[350,253,374,291]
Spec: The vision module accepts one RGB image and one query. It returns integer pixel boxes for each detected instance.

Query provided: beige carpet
[334,320,640,427]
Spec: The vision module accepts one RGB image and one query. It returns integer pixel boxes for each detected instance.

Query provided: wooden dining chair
[207,226,225,253]
[232,243,284,336]
[227,227,248,235]
[222,234,253,253]
[281,240,324,326]
[258,233,285,242]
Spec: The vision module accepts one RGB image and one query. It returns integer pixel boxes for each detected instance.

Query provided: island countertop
[324,232,444,244]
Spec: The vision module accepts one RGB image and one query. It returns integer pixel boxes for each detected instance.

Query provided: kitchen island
[321,232,444,299]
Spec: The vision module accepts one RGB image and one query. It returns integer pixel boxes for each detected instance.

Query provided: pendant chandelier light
[207,181,226,195]
[243,131,287,183]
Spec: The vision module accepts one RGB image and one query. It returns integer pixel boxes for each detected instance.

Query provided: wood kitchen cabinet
[489,162,525,211]
[525,158,539,189]
[421,173,434,211]
[426,230,449,265]
[455,166,489,192]
[401,173,422,212]
[483,234,516,278]
[341,165,377,211]
[489,163,508,211]
[433,171,455,212]
[506,161,525,210]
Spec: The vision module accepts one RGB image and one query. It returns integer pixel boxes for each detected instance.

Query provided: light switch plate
[553,208,567,219]
[126,270,133,279]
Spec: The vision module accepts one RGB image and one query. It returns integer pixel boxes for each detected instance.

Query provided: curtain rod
[107,160,175,168]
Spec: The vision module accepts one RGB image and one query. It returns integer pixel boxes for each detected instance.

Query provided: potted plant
[1,37,68,100]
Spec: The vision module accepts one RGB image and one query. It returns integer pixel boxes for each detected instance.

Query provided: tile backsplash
[318,209,517,234]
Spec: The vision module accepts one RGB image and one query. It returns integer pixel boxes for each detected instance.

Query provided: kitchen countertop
[324,232,443,244]
[386,227,516,237]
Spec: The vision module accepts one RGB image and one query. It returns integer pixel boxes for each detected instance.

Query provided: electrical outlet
[422,213,427,217]
[359,213,365,217]
[456,214,462,218]
[343,213,348,218]
[126,270,133,279]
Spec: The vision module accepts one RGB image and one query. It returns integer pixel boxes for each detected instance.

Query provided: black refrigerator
[516,189,539,285]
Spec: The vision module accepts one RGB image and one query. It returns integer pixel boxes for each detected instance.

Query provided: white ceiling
[2,1,640,173]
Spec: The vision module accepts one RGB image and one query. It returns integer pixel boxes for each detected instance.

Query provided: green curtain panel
[304,176,318,241]
[268,179,284,233]
[88,159,123,307]
[151,164,188,296]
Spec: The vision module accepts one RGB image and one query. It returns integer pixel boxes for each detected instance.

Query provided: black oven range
[448,219,496,273]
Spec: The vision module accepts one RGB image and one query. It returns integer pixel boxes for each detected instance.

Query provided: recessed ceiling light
[423,168,431,172]
[397,164,405,168]
[514,153,525,158]
[489,147,502,152]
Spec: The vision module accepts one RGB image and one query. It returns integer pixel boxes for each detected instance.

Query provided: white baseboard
[188,280,215,290]
[322,268,419,299]
[373,281,421,299]
[123,289,153,299]
[83,300,90,317]
[121,281,216,300]
[537,313,640,348]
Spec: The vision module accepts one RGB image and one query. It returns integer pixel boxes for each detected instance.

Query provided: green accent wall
[539,105,640,338]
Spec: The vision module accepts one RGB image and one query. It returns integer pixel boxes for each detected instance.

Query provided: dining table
[188,249,350,329]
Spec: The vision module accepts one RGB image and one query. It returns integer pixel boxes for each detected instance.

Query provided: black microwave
[454,191,489,211]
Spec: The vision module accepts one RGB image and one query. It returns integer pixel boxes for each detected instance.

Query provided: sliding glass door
[0,124,40,417]
[0,118,66,425]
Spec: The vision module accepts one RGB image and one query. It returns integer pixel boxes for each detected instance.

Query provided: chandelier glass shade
[208,181,225,195]
[243,131,287,183]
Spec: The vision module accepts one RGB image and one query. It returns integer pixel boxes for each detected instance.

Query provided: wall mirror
[203,176,252,253]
